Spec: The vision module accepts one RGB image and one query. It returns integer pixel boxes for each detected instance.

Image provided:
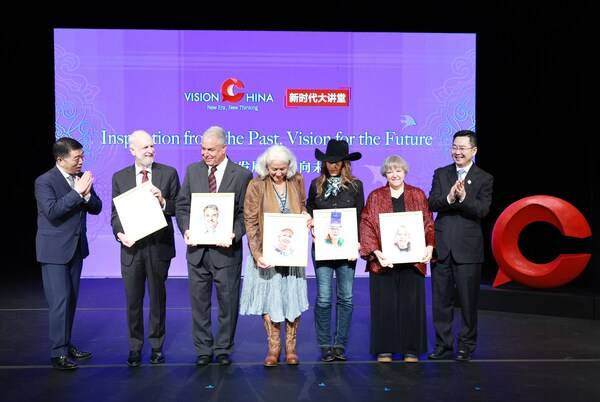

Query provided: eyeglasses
[451,145,474,152]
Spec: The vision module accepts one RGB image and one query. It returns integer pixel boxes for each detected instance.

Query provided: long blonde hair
[315,160,359,197]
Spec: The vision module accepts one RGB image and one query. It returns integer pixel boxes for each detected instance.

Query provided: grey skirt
[239,257,309,323]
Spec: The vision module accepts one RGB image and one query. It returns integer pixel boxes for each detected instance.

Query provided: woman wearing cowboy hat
[306,139,364,362]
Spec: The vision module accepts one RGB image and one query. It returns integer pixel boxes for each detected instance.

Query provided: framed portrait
[379,211,425,264]
[263,213,309,267]
[189,193,235,245]
[313,208,359,261]
[113,182,168,242]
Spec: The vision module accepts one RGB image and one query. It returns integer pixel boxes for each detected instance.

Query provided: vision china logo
[184,78,274,111]
[221,78,245,102]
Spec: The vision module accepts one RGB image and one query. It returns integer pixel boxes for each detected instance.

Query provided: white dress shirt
[208,158,228,192]
[135,165,152,186]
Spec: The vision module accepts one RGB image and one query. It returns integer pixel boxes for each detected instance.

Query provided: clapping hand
[74,171,93,196]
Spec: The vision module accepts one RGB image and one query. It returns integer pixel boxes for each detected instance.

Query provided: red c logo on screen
[492,195,592,288]
[221,78,245,102]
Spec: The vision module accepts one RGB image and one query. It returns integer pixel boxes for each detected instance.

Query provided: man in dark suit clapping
[428,130,494,362]
[34,137,102,370]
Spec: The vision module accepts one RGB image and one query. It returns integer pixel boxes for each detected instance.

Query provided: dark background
[5,4,597,295]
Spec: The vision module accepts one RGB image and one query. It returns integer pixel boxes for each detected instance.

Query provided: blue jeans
[314,263,355,350]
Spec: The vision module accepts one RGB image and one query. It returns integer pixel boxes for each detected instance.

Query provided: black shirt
[306,177,365,267]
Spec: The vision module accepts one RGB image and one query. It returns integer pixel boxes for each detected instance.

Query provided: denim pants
[314,263,355,350]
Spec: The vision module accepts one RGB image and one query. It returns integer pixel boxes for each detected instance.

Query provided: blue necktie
[457,168,465,181]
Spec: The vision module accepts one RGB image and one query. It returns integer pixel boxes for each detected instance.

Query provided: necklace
[273,182,286,196]
[271,181,289,213]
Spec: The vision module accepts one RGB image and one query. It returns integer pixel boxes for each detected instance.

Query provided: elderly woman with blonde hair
[359,155,434,363]
[240,145,311,367]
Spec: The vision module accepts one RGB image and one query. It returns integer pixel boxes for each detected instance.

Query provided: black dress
[369,193,428,355]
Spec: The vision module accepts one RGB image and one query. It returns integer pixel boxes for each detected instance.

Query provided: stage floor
[1,278,599,402]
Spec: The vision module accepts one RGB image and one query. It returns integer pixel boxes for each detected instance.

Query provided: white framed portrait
[379,211,425,264]
[263,213,309,267]
[113,182,168,242]
[189,193,234,245]
[313,208,359,261]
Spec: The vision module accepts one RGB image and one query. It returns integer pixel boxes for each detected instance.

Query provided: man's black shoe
[127,351,141,367]
[150,349,165,364]
[68,346,92,361]
[51,356,78,370]
[196,355,212,366]
[455,349,471,362]
[216,354,231,365]
[320,348,335,362]
[428,347,453,360]
[332,347,347,361]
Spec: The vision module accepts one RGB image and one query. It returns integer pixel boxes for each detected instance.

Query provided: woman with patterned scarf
[306,139,364,362]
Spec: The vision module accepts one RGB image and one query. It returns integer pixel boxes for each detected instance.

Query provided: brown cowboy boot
[285,318,300,365]
[263,314,281,367]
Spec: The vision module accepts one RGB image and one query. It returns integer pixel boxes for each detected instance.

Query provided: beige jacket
[244,173,307,260]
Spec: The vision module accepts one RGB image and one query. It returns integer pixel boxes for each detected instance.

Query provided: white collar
[56,164,73,179]
[135,164,153,175]
[456,161,474,173]
[210,157,228,172]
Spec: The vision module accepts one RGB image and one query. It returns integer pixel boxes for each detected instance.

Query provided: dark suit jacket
[111,162,180,266]
[428,163,494,263]
[176,158,252,267]
[35,166,103,264]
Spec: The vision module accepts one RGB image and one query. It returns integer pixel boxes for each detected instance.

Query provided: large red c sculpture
[492,195,592,288]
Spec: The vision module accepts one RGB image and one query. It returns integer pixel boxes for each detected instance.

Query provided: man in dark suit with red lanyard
[176,126,252,366]
[34,137,102,370]
[428,130,494,362]
[111,130,180,367]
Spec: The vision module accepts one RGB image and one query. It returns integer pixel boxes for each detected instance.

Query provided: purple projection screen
[53,29,476,278]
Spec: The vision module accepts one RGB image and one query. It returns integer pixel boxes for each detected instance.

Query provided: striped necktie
[208,166,217,193]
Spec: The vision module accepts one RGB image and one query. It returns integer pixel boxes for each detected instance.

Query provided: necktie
[67,175,75,189]
[141,170,149,183]
[208,166,217,193]
[457,168,465,181]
